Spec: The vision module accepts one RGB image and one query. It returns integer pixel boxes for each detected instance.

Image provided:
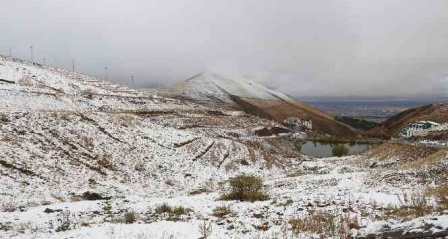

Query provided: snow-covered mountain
[167,72,358,137]
[1,56,447,239]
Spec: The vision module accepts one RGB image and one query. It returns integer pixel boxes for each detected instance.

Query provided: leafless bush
[55,211,75,232]
[198,220,213,239]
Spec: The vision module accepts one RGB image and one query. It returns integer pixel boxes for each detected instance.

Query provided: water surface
[300,141,370,157]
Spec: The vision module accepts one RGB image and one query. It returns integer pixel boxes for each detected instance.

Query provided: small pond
[299,141,371,157]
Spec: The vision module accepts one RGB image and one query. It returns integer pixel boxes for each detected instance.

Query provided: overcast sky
[1,0,448,97]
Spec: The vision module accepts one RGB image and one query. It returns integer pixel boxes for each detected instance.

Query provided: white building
[283,117,312,130]
[400,121,441,138]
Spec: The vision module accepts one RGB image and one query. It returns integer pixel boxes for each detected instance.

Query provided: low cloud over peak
[1,0,447,97]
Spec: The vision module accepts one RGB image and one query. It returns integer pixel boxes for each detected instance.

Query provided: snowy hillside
[174,72,296,103]
[168,72,357,136]
[1,56,447,239]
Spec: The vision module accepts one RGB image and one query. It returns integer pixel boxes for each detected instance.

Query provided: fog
[1,0,448,97]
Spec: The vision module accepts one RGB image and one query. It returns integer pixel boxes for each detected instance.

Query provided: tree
[332,144,349,157]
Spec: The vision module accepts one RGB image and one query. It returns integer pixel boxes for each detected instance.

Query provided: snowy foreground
[0,56,447,238]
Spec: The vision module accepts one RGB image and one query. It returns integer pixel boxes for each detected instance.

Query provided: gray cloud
[1,0,448,97]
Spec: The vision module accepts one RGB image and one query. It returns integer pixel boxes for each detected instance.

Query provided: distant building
[284,117,312,130]
[400,121,441,138]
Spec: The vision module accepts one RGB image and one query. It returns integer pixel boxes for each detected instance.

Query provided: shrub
[88,178,97,185]
[0,114,10,123]
[332,144,349,157]
[173,206,188,215]
[155,203,173,214]
[124,211,136,224]
[1,199,18,212]
[44,208,55,213]
[55,211,73,232]
[212,206,232,218]
[220,175,269,202]
[81,89,97,99]
[81,191,110,201]
[102,202,112,214]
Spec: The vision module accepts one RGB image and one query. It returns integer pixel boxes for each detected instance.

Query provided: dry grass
[112,114,140,127]
[212,205,233,218]
[152,203,192,222]
[81,136,94,149]
[154,203,191,216]
[378,193,436,221]
[367,141,440,163]
[426,184,448,210]
[402,149,447,169]
[289,211,356,238]
[19,76,33,87]
[96,154,114,170]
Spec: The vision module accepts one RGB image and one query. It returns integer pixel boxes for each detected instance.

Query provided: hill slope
[2,57,447,239]
[166,72,358,137]
[368,103,448,138]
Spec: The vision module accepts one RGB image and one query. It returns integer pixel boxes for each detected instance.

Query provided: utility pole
[104,67,108,80]
[8,48,11,57]
[29,46,33,62]
[131,75,135,87]
[72,58,75,72]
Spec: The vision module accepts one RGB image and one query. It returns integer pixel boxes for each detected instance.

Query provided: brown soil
[367,141,441,162]
[231,95,358,137]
